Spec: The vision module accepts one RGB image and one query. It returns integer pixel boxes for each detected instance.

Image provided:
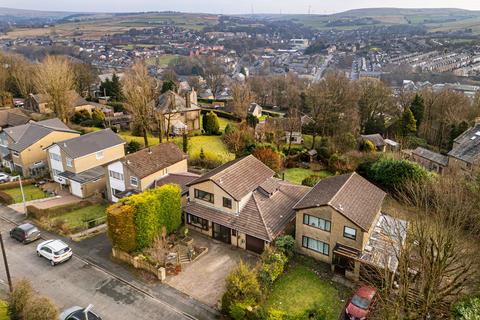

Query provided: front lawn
[0,301,8,320]
[265,265,347,319]
[52,204,108,231]
[282,168,333,185]
[2,185,49,203]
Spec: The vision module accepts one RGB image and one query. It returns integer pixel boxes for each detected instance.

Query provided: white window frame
[66,157,73,167]
[109,170,124,181]
[130,176,139,187]
[49,152,61,161]
[96,151,104,160]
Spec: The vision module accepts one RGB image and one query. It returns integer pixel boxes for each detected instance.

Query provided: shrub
[452,296,480,320]
[23,296,58,320]
[359,139,376,152]
[301,175,323,187]
[259,247,288,287]
[229,299,256,320]
[221,261,261,314]
[267,309,286,320]
[92,109,105,123]
[107,203,137,252]
[366,157,432,192]
[252,147,283,173]
[107,101,125,112]
[303,302,328,320]
[246,114,259,128]
[8,279,34,320]
[125,140,142,154]
[71,110,91,124]
[275,235,295,258]
[224,123,235,135]
[202,111,220,135]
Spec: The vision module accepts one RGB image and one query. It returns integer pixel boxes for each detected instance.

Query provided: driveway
[166,231,259,307]
[0,205,218,320]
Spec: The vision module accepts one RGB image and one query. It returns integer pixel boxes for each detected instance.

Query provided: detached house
[46,129,125,198]
[0,119,79,177]
[447,120,480,171]
[294,172,406,281]
[155,90,201,135]
[25,92,105,115]
[106,142,189,202]
[184,155,310,254]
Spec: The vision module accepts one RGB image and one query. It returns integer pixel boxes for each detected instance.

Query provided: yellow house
[293,172,406,281]
[0,118,80,177]
[106,142,191,202]
[184,155,310,254]
[45,129,125,198]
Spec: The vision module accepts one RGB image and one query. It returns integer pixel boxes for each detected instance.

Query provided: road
[314,54,333,82]
[0,207,217,320]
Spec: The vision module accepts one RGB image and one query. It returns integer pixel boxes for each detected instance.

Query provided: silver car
[59,305,102,320]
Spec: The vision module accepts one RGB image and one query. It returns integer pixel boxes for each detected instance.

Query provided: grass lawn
[53,204,108,230]
[3,185,49,203]
[217,117,233,132]
[282,168,333,185]
[266,265,346,319]
[0,301,8,320]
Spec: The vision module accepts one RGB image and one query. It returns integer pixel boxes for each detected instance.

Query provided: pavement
[0,205,219,320]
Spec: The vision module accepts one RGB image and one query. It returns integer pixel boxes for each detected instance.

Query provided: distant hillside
[0,7,77,18]
[333,7,480,17]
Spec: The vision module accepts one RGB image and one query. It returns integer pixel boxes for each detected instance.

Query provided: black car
[10,223,41,244]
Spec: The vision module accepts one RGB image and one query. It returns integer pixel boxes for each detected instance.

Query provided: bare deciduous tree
[231,82,256,119]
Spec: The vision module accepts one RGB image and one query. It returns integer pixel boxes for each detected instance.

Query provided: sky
[2,0,480,14]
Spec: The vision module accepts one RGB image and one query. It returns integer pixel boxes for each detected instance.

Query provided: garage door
[246,235,265,254]
[70,181,83,198]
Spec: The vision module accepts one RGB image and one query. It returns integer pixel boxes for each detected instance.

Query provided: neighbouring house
[360,134,386,152]
[154,172,200,205]
[155,90,201,135]
[183,155,310,254]
[0,108,32,130]
[294,172,407,281]
[0,118,79,177]
[248,103,263,118]
[410,147,448,174]
[24,92,105,115]
[256,117,303,145]
[45,129,125,199]
[447,120,480,171]
[106,142,189,202]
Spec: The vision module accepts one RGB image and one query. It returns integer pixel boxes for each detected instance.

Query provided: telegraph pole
[0,233,12,292]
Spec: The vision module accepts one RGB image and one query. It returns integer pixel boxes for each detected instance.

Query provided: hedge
[0,179,35,191]
[119,184,182,251]
[107,203,137,252]
[0,192,14,205]
[200,108,241,121]
[27,201,92,220]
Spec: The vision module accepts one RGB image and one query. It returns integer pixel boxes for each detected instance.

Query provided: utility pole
[12,176,26,216]
[0,233,12,292]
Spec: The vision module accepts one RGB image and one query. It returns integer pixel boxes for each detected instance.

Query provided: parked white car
[36,240,72,266]
[0,173,10,183]
[59,304,102,320]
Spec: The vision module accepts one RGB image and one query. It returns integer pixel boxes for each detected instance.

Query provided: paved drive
[0,206,218,320]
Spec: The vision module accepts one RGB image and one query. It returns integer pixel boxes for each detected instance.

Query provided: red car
[345,286,377,320]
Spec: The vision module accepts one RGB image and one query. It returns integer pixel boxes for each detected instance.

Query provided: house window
[12,151,19,157]
[49,153,61,161]
[231,229,237,237]
[343,226,357,240]
[223,197,232,209]
[187,213,209,231]
[109,170,124,181]
[66,157,73,167]
[111,188,122,197]
[194,189,214,203]
[130,176,139,187]
[302,236,329,256]
[303,214,331,232]
[96,151,104,160]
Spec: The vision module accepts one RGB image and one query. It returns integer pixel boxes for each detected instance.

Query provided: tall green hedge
[107,203,137,252]
[119,184,182,251]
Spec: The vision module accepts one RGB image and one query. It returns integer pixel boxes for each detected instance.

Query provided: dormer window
[223,197,232,209]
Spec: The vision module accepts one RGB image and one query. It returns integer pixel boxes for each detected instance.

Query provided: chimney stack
[185,92,191,110]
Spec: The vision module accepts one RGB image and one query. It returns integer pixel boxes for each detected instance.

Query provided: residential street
[0,205,218,320]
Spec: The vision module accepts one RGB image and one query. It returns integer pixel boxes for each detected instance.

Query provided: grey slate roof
[185,180,310,241]
[413,147,449,166]
[6,118,78,153]
[156,90,200,114]
[360,134,385,148]
[59,165,105,184]
[154,172,200,195]
[56,129,124,159]
[187,155,275,201]
[0,109,31,128]
[447,124,480,164]
[294,172,386,231]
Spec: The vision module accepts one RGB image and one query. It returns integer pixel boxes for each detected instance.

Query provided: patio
[165,230,258,307]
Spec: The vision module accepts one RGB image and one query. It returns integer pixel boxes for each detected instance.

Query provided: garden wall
[26,200,92,219]
[112,247,166,281]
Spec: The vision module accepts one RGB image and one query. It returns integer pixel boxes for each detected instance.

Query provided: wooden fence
[112,247,166,282]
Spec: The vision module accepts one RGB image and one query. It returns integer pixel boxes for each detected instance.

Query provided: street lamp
[11,175,26,215]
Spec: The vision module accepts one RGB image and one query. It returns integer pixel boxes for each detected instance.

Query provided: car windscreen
[54,247,70,255]
[69,310,101,320]
[351,294,371,309]
[26,228,38,235]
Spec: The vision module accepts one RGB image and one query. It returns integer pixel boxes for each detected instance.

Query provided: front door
[213,223,231,244]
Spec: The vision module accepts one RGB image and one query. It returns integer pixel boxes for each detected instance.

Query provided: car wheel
[50,260,55,267]
[36,251,41,257]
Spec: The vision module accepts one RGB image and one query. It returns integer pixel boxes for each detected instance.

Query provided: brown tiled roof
[185,180,310,241]
[154,172,200,195]
[187,155,275,201]
[123,142,187,179]
[0,109,31,128]
[294,172,386,231]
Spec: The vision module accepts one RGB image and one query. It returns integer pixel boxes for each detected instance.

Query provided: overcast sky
[3,0,480,14]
